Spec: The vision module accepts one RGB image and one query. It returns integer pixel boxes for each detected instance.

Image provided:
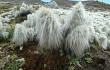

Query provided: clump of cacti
[12,2,110,57]
[13,24,28,46]
[0,21,9,38]
[19,2,33,14]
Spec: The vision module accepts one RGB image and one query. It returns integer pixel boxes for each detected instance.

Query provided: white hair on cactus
[20,4,28,13]
[22,2,27,7]
[105,21,110,28]
[62,2,89,37]
[34,7,49,35]
[94,32,100,42]
[100,25,109,32]
[1,32,9,38]
[28,5,34,12]
[19,2,33,14]
[94,26,102,33]
[98,34,107,49]
[13,10,20,17]
[27,28,34,41]
[107,40,110,49]
[13,24,28,46]
[70,2,89,27]
[48,1,59,9]
[0,21,3,35]
[66,26,90,57]
[88,26,95,43]
[36,8,63,49]
[26,13,37,28]
[107,29,110,37]
[22,20,28,27]
[3,16,11,23]
[0,21,9,38]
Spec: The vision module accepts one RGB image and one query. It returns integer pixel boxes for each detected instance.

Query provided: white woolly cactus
[26,13,37,28]
[107,40,110,49]
[107,29,110,37]
[0,21,9,38]
[36,8,63,49]
[94,26,103,33]
[27,28,34,41]
[94,33,108,49]
[66,26,90,57]
[11,2,110,57]
[69,2,88,28]
[13,24,28,46]
[48,1,59,8]
[94,32,100,42]
[88,26,95,43]
[75,2,90,24]
[62,2,94,57]
[33,7,44,35]
[1,32,9,38]
[100,25,108,32]
[98,34,107,50]
[19,2,33,14]
[0,21,3,35]
[20,3,28,13]
[63,2,90,37]
[34,7,50,35]
[13,10,20,17]
[22,20,28,27]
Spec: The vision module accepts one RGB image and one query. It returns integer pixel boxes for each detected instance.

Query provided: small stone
[19,68,23,70]
[20,46,23,50]
[0,47,1,50]
[36,51,39,54]
[7,55,10,58]
[16,58,25,62]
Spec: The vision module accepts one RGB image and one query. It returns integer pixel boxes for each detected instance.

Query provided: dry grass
[86,1,110,10]
[0,4,13,14]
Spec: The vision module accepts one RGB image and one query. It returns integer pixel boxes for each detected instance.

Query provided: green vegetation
[10,54,18,60]
[68,55,78,65]
[85,52,93,64]
[4,60,24,70]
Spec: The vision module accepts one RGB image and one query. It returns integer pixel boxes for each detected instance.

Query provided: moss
[0,42,10,48]
[10,44,17,50]
[91,44,101,51]
[7,27,14,39]
[10,54,18,60]
[68,66,75,70]
[85,56,93,64]
[9,19,16,24]
[90,40,102,52]
[68,55,79,65]
[0,51,4,57]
